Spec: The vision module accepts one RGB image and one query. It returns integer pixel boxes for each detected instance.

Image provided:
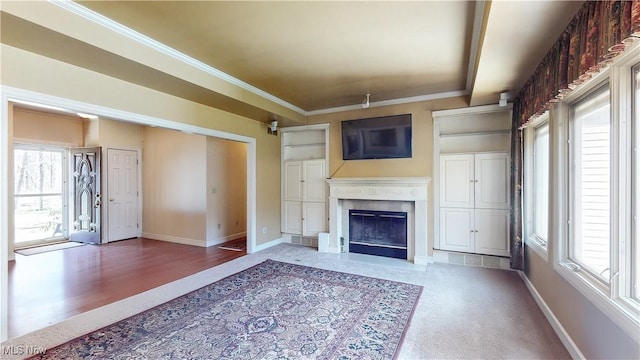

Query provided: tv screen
[341,114,412,160]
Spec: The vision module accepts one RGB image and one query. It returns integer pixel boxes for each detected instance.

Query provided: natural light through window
[533,122,549,241]
[633,65,639,301]
[524,113,550,260]
[14,145,66,245]
[569,85,611,282]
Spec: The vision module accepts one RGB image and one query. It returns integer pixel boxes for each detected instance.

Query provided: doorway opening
[13,144,68,249]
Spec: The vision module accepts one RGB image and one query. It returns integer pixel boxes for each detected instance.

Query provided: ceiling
[73,1,583,114]
[1,1,585,123]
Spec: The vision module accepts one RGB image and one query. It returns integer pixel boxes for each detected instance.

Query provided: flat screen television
[341,114,412,160]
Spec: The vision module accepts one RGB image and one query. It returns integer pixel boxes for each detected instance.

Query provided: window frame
[553,45,640,339]
[633,64,640,302]
[524,112,550,261]
[13,143,69,248]
[568,82,612,284]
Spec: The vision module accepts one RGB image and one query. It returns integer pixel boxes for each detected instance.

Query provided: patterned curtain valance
[516,0,640,129]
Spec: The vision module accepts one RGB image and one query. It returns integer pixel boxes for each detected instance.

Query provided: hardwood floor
[8,237,245,339]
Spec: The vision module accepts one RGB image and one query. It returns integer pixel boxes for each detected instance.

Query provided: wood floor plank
[8,237,245,339]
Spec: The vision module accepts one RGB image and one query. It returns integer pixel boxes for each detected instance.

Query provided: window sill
[525,235,548,262]
[554,261,640,342]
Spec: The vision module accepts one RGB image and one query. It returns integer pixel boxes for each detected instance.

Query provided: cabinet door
[303,160,326,202]
[475,209,510,256]
[439,208,474,253]
[283,161,303,201]
[440,154,474,208]
[474,153,510,209]
[283,201,302,234]
[303,202,326,236]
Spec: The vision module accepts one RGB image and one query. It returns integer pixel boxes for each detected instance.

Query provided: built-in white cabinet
[433,105,512,257]
[440,153,509,210]
[283,159,326,236]
[281,125,329,241]
[439,152,510,256]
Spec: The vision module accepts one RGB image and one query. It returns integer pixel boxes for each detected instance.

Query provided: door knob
[109,197,115,202]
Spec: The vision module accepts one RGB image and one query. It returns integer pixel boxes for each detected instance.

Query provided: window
[524,114,549,259]
[555,47,640,339]
[633,64,640,302]
[569,84,611,282]
[14,145,67,247]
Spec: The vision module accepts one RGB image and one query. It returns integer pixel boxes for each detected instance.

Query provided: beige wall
[142,127,207,244]
[206,137,247,244]
[13,107,84,146]
[93,118,144,150]
[2,44,281,246]
[307,97,468,253]
[524,247,639,358]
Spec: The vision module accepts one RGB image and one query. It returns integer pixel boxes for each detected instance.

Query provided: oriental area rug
[31,259,422,359]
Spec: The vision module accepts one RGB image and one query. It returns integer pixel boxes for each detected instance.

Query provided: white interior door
[440,154,474,208]
[107,149,139,242]
[474,209,510,256]
[303,202,326,236]
[283,161,303,201]
[283,201,302,234]
[439,207,474,252]
[474,153,510,209]
[303,159,326,202]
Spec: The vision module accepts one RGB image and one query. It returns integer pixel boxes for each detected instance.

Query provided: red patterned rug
[30,259,422,359]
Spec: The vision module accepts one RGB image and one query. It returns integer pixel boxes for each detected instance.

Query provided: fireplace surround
[325,177,431,265]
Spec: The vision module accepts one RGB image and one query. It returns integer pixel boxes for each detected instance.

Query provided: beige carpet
[2,243,570,359]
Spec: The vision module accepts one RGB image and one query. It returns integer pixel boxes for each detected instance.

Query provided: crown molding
[306,90,469,116]
[49,0,473,118]
[49,0,307,116]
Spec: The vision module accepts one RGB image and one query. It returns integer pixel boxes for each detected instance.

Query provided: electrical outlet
[262,227,267,234]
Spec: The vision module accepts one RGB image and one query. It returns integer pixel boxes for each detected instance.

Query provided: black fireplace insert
[349,209,408,259]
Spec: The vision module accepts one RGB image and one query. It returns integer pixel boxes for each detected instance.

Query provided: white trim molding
[306,90,469,116]
[141,233,205,247]
[253,237,284,252]
[519,272,586,360]
[49,0,307,117]
[206,231,247,248]
[49,0,470,117]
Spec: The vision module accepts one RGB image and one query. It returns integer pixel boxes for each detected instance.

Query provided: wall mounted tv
[341,114,412,160]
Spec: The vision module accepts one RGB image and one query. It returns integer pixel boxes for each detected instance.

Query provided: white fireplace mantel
[325,177,431,265]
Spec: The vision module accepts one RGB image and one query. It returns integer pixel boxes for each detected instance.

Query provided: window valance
[515,1,639,129]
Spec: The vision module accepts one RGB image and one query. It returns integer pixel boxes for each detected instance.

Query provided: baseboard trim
[253,237,283,252]
[205,231,247,248]
[141,233,205,247]
[518,271,586,360]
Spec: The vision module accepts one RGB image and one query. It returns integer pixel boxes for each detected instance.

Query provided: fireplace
[349,210,407,259]
[325,177,431,265]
